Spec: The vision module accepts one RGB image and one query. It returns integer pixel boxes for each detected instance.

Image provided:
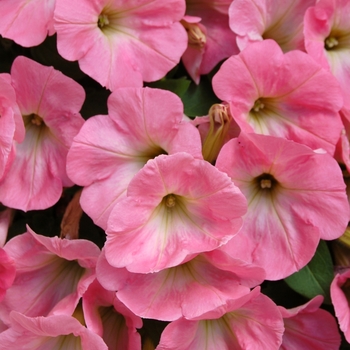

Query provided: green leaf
[284,240,334,304]
[147,77,191,98]
[181,76,220,117]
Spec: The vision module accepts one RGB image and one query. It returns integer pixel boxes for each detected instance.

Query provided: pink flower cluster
[0,0,350,348]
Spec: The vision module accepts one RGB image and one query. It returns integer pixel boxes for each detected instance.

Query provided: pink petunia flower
[67,87,202,230]
[212,39,343,155]
[0,311,108,350]
[182,0,239,83]
[54,0,187,90]
[105,152,247,274]
[0,73,24,181]
[156,287,284,350]
[0,227,100,326]
[304,0,350,109]
[229,0,315,52]
[279,295,340,350]
[97,249,264,321]
[0,0,56,47]
[216,132,349,280]
[82,279,142,350]
[0,56,85,211]
[330,267,350,342]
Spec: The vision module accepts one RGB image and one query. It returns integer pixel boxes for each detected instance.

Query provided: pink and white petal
[11,56,85,145]
[81,34,144,90]
[0,0,56,47]
[216,133,349,279]
[182,42,205,85]
[55,0,187,89]
[331,269,350,342]
[186,0,239,74]
[212,40,343,154]
[0,208,13,247]
[203,249,266,288]
[115,255,251,321]
[26,227,100,266]
[79,164,142,229]
[279,296,341,350]
[96,249,136,292]
[107,87,185,151]
[304,0,350,109]
[304,1,334,69]
[0,311,107,350]
[0,248,16,303]
[0,229,99,322]
[112,23,187,84]
[157,319,241,350]
[220,192,320,280]
[157,290,284,350]
[0,105,15,180]
[83,279,142,350]
[0,73,24,144]
[67,115,144,187]
[229,0,315,52]
[0,130,63,210]
[54,0,106,61]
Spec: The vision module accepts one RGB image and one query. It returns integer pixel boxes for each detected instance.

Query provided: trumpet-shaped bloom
[279,295,341,350]
[229,0,315,52]
[82,279,142,350]
[330,268,350,342]
[97,249,264,321]
[156,287,284,350]
[0,0,56,47]
[183,0,239,83]
[0,311,108,350]
[0,56,85,211]
[212,40,343,155]
[54,0,187,90]
[216,133,349,280]
[67,87,202,229]
[0,227,100,326]
[105,152,247,273]
[304,0,350,109]
[0,73,24,181]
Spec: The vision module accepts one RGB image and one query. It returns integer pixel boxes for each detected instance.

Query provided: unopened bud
[202,103,233,163]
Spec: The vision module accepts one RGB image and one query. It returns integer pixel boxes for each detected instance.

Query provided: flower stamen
[325,36,339,50]
[30,114,43,126]
[260,179,272,189]
[252,99,265,113]
[98,14,110,29]
[165,194,176,208]
[181,21,206,49]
